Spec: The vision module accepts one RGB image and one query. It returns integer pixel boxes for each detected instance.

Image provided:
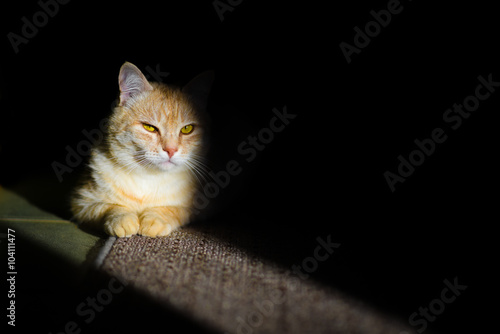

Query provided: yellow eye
[143,124,156,132]
[181,124,194,134]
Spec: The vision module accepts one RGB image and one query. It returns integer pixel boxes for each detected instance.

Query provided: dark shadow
[5,169,81,221]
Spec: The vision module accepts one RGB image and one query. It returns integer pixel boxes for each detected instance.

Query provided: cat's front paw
[104,212,140,237]
[138,209,179,237]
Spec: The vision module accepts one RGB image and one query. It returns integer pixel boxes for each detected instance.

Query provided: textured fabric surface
[101,224,414,334]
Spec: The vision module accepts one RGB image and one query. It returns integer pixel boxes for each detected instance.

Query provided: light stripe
[0,217,69,224]
[94,236,117,269]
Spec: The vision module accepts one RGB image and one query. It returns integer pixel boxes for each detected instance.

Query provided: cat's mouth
[142,152,181,171]
[158,160,177,170]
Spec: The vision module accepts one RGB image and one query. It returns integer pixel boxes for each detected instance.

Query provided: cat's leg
[73,201,140,237]
[138,206,190,237]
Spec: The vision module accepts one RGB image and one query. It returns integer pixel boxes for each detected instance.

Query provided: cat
[71,62,213,237]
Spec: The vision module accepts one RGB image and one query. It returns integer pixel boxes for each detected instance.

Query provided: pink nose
[164,147,178,158]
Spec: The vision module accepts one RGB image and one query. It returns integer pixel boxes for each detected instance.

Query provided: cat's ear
[118,62,154,106]
[182,71,214,110]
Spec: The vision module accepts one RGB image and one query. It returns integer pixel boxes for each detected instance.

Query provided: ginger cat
[71,62,213,237]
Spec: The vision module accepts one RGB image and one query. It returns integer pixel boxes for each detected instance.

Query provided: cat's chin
[156,160,180,172]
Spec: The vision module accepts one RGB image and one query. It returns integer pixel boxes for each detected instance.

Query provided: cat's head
[108,62,213,175]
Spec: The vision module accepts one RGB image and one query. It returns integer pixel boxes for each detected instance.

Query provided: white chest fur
[95,156,193,210]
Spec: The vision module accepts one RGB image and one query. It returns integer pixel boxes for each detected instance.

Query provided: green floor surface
[0,186,100,267]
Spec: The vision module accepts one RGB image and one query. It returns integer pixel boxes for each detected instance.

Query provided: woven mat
[99,223,414,334]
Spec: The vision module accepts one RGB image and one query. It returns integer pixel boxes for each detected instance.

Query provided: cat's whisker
[189,152,211,163]
[188,154,212,170]
[184,164,201,186]
[189,157,212,172]
[114,156,143,170]
[188,158,213,181]
[184,163,204,188]
[108,152,151,175]
[184,160,209,187]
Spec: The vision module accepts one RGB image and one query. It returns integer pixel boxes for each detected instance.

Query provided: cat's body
[71,62,213,237]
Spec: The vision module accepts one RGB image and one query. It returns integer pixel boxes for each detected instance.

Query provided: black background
[0,0,498,333]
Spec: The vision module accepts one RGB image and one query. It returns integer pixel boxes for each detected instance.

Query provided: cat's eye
[143,124,157,132]
[181,124,194,135]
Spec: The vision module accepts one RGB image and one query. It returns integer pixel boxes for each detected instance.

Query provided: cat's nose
[164,147,178,158]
